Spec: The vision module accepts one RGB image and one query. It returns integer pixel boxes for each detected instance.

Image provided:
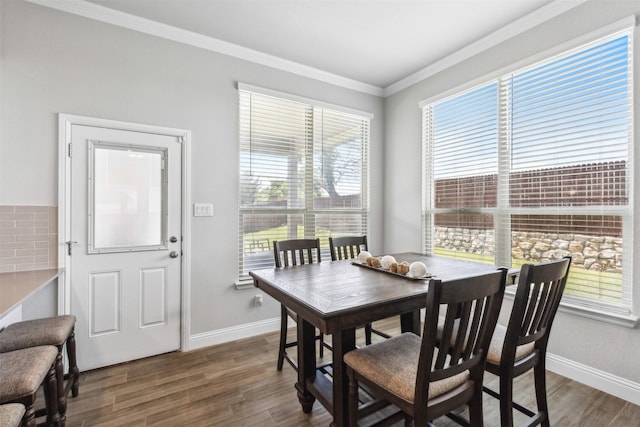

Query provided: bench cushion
[0,346,58,401]
[0,315,76,352]
[0,403,25,427]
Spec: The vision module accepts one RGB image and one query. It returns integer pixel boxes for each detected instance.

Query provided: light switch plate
[193,203,213,217]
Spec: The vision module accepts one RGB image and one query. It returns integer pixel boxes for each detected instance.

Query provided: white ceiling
[44,0,588,95]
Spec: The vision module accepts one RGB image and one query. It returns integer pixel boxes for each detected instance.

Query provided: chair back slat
[449,301,472,363]
[462,298,484,361]
[520,281,541,334]
[414,269,507,411]
[528,281,552,334]
[329,236,368,261]
[273,239,321,268]
[435,309,456,369]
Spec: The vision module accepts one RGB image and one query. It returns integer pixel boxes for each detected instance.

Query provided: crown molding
[25,0,384,97]
[25,0,591,99]
[383,0,592,97]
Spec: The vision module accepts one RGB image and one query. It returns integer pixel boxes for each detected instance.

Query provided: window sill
[504,287,638,328]
[234,276,256,290]
[557,302,638,328]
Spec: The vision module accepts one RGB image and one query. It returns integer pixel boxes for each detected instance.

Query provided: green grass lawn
[244,224,370,246]
[243,225,335,253]
[242,227,623,304]
[434,248,623,304]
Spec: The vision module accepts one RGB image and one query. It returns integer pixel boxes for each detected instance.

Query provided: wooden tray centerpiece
[352,253,431,280]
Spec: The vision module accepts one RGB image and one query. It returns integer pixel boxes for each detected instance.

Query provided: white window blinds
[423,83,499,263]
[238,88,370,278]
[423,29,633,315]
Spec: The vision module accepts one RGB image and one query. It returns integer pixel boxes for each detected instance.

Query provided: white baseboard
[186,321,640,406]
[187,317,280,351]
[547,352,640,405]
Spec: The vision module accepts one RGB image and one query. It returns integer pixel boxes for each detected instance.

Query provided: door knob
[169,251,179,258]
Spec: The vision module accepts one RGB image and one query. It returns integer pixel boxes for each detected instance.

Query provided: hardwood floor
[61,320,640,426]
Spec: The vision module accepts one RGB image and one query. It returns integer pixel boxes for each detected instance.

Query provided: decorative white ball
[409,261,428,278]
[357,251,372,264]
[380,255,396,270]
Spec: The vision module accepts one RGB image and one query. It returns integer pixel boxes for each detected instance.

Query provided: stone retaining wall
[434,226,622,273]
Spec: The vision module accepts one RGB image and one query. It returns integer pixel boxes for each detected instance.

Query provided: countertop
[0,269,63,317]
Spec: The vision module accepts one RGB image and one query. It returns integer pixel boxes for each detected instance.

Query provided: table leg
[330,327,356,427]
[295,316,316,413]
[400,309,421,334]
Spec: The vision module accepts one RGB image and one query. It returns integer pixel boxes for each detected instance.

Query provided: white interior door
[67,123,183,370]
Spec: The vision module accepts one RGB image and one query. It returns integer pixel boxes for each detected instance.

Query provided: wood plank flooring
[61,320,640,426]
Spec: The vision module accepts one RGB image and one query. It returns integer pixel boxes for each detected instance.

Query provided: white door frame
[58,113,192,352]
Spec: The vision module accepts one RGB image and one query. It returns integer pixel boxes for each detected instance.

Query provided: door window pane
[90,142,166,252]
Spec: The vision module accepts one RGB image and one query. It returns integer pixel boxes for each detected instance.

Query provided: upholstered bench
[0,346,60,426]
[0,315,79,423]
[0,403,26,427]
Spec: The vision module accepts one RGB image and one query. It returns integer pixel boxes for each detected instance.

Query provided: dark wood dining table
[250,252,512,427]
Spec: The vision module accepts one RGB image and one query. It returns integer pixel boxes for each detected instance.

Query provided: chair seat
[0,404,26,427]
[437,320,535,366]
[0,315,76,352]
[486,324,535,365]
[344,332,469,403]
[0,346,58,401]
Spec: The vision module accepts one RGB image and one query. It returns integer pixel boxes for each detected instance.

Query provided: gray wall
[0,0,384,335]
[4,0,640,388]
[384,0,640,383]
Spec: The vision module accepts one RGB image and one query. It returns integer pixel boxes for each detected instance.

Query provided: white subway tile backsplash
[0,249,16,257]
[16,220,49,228]
[16,248,48,257]
[0,205,58,272]
[0,241,33,250]
[15,206,48,213]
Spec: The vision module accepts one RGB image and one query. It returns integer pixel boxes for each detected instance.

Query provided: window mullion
[304,106,315,239]
[422,105,435,255]
[496,76,512,267]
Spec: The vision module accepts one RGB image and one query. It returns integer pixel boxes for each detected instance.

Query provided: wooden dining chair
[483,256,571,427]
[329,235,368,261]
[345,269,507,427]
[273,238,330,371]
[274,238,321,267]
[329,235,393,345]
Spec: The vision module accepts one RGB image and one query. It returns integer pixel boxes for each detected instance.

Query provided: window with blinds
[238,87,370,279]
[422,30,633,314]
